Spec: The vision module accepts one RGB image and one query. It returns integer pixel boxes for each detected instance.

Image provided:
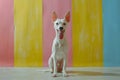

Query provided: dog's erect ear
[52,11,57,21]
[65,11,70,22]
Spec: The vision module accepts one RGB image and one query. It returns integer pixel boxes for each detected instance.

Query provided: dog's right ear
[52,11,57,21]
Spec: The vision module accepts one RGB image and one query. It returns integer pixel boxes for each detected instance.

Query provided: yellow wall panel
[14,0,43,67]
[72,0,103,66]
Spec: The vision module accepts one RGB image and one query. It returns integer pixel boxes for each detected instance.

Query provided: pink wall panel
[43,0,72,67]
[0,0,14,67]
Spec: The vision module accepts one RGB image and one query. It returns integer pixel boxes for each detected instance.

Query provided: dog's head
[52,11,70,39]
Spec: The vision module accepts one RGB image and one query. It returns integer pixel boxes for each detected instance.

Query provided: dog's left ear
[64,11,70,22]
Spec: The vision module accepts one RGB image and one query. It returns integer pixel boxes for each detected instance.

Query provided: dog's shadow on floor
[67,70,120,77]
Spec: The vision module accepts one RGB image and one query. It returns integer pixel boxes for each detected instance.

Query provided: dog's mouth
[57,29,65,39]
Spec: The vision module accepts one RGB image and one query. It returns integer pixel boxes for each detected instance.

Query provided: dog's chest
[55,45,65,60]
[54,40,67,60]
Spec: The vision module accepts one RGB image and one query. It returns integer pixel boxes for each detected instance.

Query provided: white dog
[48,11,70,77]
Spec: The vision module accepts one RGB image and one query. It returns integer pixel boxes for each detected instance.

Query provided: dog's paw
[51,71,53,73]
[63,72,68,77]
[50,69,53,73]
[52,73,57,77]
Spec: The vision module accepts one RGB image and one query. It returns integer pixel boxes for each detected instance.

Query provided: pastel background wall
[0,0,120,67]
[43,0,72,67]
[103,0,120,66]
[72,0,103,67]
[0,0,14,67]
[14,0,43,67]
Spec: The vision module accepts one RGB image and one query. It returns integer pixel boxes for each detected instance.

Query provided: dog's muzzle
[57,29,65,39]
[59,27,63,31]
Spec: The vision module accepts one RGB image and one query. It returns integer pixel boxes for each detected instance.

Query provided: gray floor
[0,67,120,80]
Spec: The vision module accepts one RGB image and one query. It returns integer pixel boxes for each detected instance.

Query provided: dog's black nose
[59,27,63,30]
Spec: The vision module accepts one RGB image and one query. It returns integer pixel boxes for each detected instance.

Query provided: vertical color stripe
[0,0,14,67]
[43,0,72,67]
[103,0,120,66]
[14,0,43,67]
[72,0,103,66]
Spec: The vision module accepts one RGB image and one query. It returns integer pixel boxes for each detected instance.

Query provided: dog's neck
[55,30,66,47]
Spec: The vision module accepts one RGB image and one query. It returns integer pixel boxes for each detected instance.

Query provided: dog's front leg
[52,56,57,77]
[62,57,67,77]
[48,57,53,73]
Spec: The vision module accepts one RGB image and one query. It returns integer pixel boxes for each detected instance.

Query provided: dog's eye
[63,23,66,25]
[56,23,59,25]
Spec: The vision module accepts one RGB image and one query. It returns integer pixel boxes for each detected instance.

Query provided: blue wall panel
[102,0,120,66]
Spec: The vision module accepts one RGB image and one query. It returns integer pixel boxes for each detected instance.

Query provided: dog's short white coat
[48,11,70,77]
